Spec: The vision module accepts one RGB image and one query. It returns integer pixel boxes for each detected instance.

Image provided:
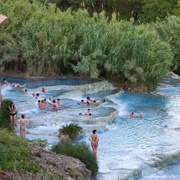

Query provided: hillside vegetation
[0,100,96,179]
[0,0,180,91]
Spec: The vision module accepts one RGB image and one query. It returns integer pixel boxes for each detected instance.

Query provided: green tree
[173,0,180,16]
[139,0,178,22]
[152,16,180,75]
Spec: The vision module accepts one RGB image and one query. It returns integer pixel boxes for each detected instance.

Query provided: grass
[0,99,12,130]
[0,129,40,173]
[51,140,99,177]
[0,100,96,178]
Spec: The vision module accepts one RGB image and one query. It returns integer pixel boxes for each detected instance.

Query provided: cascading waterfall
[1,74,180,180]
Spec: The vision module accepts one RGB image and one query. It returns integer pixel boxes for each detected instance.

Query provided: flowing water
[1,73,180,180]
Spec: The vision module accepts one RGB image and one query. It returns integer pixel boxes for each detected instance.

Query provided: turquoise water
[1,73,180,180]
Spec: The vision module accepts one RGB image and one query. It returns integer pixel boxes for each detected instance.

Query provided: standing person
[18,114,29,138]
[9,102,17,129]
[89,130,99,156]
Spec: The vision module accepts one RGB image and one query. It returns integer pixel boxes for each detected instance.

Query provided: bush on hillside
[58,123,83,140]
[51,140,98,177]
[0,129,40,173]
[0,99,12,130]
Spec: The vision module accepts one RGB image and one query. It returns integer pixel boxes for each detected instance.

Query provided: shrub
[52,140,98,177]
[0,129,40,173]
[59,123,83,140]
[0,99,12,130]
[35,139,48,148]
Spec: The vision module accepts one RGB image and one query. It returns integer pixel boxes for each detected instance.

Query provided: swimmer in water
[139,112,144,118]
[129,112,134,119]
[48,99,59,110]
[87,97,96,104]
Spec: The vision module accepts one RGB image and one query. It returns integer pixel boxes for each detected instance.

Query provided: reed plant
[59,122,83,140]
[0,0,177,90]
[152,16,180,74]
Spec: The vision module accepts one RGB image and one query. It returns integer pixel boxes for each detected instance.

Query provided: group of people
[24,86,62,111]
[4,78,102,155]
[9,102,29,138]
[129,112,144,119]
[38,98,61,110]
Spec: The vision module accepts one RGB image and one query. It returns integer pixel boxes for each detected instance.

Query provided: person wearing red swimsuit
[89,129,99,156]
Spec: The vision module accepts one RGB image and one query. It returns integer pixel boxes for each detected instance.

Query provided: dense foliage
[48,0,179,22]
[59,122,83,140]
[0,129,40,173]
[52,140,99,176]
[151,16,180,75]
[0,99,12,130]
[0,0,179,91]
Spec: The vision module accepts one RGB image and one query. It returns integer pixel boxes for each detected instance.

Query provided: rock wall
[29,141,91,180]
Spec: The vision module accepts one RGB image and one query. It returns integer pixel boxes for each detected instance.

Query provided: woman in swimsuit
[9,102,17,129]
[89,129,99,156]
[18,114,29,138]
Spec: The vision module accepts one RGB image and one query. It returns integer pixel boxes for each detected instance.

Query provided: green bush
[0,0,176,90]
[52,140,98,177]
[0,99,12,130]
[0,129,40,173]
[0,129,66,179]
[59,123,83,140]
[152,16,180,75]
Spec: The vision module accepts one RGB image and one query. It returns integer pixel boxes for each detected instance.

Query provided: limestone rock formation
[29,141,91,180]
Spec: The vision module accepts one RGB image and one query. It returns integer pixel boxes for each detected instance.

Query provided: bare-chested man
[48,100,59,110]
[38,100,46,110]
[57,98,61,106]
[41,87,46,93]
[85,108,91,116]
[18,114,29,138]
[129,112,134,119]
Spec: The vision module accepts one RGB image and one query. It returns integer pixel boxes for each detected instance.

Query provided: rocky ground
[28,141,91,180]
[1,141,91,180]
